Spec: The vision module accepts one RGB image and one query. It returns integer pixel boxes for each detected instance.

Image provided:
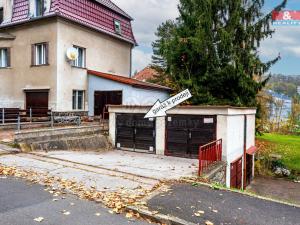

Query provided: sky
[113,0,300,76]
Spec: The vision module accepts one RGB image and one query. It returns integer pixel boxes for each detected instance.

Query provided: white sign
[144,89,192,118]
[204,118,214,124]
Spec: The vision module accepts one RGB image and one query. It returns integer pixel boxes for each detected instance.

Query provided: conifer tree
[152,0,287,106]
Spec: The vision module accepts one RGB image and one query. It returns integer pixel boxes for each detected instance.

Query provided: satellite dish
[66,47,78,61]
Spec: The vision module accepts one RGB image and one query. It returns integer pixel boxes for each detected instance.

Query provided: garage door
[230,157,243,189]
[116,114,156,153]
[166,115,217,158]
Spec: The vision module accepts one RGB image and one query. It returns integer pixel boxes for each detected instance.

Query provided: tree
[152,0,287,106]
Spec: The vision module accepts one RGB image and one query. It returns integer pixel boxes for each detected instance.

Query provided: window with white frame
[114,20,122,34]
[72,90,85,110]
[72,46,86,68]
[32,43,48,66]
[0,48,10,68]
[35,0,44,17]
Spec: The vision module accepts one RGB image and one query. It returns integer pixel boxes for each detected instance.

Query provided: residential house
[0,0,170,118]
[133,66,159,82]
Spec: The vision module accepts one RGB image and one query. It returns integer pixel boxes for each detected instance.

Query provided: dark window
[72,90,85,110]
[114,20,122,34]
[0,8,3,24]
[35,0,44,17]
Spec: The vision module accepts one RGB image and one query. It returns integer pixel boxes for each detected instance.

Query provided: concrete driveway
[0,150,198,192]
[34,150,198,180]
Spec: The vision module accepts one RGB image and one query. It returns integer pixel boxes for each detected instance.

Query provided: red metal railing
[198,139,223,176]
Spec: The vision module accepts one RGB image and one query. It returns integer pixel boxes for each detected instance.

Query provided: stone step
[30,134,110,152]
[15,125,103,144]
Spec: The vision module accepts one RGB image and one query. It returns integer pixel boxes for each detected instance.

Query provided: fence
[198,139,223,176]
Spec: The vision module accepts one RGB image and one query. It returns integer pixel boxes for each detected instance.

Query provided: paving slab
[34,150,198,180]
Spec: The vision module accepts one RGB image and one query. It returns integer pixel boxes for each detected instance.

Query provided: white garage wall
[225,115,245,187]
[88,75,170,116]
[246,115,256,149]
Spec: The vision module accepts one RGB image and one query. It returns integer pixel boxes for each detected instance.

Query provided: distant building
[266,90,292,121]
[297,86,300,95]
[133,67,159,82]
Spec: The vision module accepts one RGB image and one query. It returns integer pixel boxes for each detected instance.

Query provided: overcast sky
[113,0,300,75]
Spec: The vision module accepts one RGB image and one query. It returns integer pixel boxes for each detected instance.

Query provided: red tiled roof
[133,67,159,81]
[3,0,136,45]
[88,70,172,92]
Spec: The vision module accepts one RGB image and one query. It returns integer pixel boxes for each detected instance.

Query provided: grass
[256,133,300,173]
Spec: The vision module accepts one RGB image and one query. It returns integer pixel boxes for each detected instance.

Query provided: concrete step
[30,134,110,152]
[202,161,226,185]
[15,125,103,144]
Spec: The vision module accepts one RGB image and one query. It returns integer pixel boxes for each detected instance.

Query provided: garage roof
[88,70,172,92]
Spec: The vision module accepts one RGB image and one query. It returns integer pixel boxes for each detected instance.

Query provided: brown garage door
[166,115,217,158]
[116,114,156,152]
[230,157,243,189]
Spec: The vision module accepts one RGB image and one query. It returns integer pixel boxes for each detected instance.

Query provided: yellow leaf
[34,217,44,222]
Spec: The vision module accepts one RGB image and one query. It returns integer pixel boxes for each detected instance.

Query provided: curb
[125,206,197,225]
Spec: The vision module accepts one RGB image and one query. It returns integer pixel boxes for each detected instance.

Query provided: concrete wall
[56,19,133,112]
[88,75,169,116]
[0,18,58,109]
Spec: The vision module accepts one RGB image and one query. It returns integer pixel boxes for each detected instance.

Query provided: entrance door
[94,91,122,119]
[116,114,156,152]
[25,91,49,117]
[230,157,243,189]
[166,115,217,158]
[26,91,49,109]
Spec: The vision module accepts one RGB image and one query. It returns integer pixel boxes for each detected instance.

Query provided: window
[114,20,122,34]
[32,43,48,66]
[72,90,85,110]
[72,46,86,68]
[0,8,3,24]
[0,48,10,68]
[35,0,44,17]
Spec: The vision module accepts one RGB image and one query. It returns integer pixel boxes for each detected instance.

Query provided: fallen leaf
[34,217,44,222]
[212,209,218,213]
[52,199,58,202]
[205,221,214,225]
[198,210,205,214]
[125,212,133,218]
[194,213,201,217]
[62,210,70,215]
[70,203,75,206]
[95,213,101,216]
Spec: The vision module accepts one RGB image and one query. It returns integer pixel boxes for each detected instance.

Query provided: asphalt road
[0,177,149,225]
[148,184,300,225]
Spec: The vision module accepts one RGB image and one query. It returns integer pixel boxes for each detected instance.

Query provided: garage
[109,105,257,189]
[230,157,243,189]
[165,115,217,158]
[116,114,156,153]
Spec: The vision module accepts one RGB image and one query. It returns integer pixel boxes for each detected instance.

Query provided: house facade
[0,0,170,116]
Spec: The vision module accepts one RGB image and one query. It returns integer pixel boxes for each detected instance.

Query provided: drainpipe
[129,46,133,78]
[243,115,247,190]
